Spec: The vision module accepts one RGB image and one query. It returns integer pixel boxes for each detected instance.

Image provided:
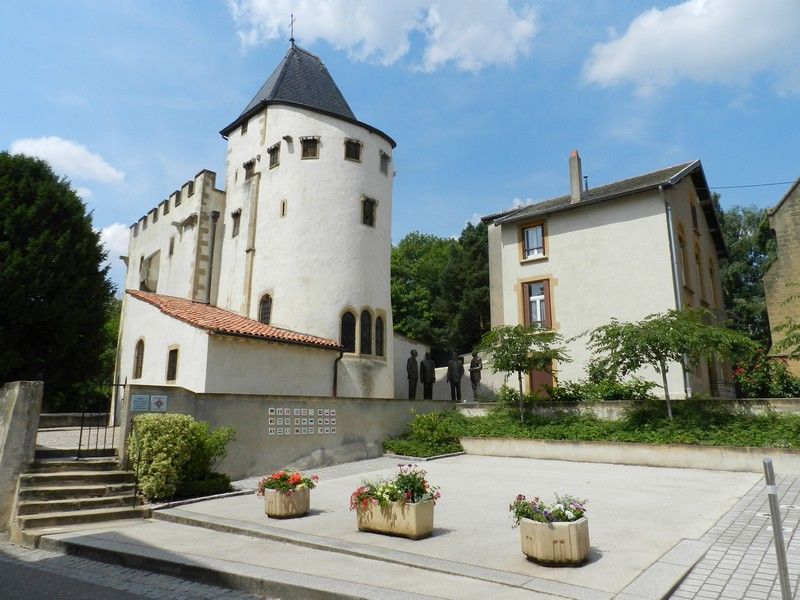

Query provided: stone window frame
[259,293,273,325]
[521,278,552,330]
[231,209,242,238]
[340,309,357,353]
[360,309,373,356]
[379,150,391,175]
[374,312,386,358]
[244,159,256,180]
[361,196,377,228]
[300,136,320,160]
[518,219,547,262]
[133,339,145,380]
[165,345,179,383]
[268,143,280,169]
[344,138,362,162]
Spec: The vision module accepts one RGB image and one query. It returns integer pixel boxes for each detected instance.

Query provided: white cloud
[98,223,131,258]
[583,0,800,96]
[227,0,537,72]
[10,136,125,183]
[75,187,93,199]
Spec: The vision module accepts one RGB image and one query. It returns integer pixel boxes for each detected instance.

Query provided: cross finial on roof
[289,13,296,46]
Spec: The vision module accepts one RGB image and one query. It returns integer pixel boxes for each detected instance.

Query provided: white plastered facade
[116,65,395,399]
[488,174,728,398]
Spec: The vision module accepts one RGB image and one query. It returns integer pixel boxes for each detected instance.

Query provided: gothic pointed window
[341,311,356,353]
[259,294,273,325]
[360,310,372,355]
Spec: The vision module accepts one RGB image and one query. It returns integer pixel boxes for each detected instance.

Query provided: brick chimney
[569,150,583,204]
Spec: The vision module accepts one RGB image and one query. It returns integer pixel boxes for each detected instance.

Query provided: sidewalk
[30,455,760,599]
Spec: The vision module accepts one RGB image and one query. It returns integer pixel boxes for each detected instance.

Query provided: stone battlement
[129,169,219,238]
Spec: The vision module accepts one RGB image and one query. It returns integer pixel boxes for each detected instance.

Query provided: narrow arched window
[375,316,384,357]
[341,311,356,352]
[360,311,372,355]
[259,294,272,324]
[133,340,144,379]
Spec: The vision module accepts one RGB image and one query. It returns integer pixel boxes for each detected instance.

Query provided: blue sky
[2,1,799,291]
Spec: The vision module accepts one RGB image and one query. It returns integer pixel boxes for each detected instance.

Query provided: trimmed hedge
[128,413,235,501]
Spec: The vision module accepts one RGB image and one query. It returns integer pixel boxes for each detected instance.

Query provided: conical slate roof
[221,44,381,139]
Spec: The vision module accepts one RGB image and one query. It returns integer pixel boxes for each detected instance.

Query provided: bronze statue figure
[446,353,465,402]
[469,351,483,400]
[407,349,419,399]
[419,351,436,399]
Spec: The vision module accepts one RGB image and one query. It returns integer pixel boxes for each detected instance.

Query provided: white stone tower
[214,44,396,398]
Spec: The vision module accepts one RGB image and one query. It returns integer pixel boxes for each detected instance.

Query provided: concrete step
[19,470,135,488]
[34,447,117,460]
[17,506,150,531]
[16,493,135,516]
[18,482,136,501]
[28,458,120,473]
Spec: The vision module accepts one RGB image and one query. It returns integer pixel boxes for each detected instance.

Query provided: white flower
[565,510,574,520]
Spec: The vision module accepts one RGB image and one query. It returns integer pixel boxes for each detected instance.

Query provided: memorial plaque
[150,395,168,412]
[131,395,150,412]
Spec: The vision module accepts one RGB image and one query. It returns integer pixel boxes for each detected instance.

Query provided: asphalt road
[0,558,150,600]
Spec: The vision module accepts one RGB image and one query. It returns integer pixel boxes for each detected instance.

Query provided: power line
[704,181,795,190]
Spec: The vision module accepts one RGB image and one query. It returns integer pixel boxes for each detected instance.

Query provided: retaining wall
[460,437,800,474]
[121,385,452,480]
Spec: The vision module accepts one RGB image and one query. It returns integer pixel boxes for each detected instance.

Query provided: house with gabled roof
[482,151,732,398]
[116,43,397,399]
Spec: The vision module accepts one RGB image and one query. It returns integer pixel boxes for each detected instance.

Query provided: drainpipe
[662,187,691,398]
[332,350,344,397]
[205,210,220,304]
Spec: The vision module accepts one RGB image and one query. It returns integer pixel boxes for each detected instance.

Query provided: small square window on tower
[301,137,319,159]
[243,159,255,180]
[231,209,241,237]
[268,143,280,169]
[344,139,362,162]
[379,150,390,175]
[362,197,377,227]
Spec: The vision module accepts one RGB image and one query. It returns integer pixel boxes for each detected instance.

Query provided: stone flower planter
[264,487,310,518]
[520,516,590,565]
[356,499,435,540]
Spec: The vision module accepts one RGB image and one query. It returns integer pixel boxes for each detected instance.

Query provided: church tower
[214,44,396,398]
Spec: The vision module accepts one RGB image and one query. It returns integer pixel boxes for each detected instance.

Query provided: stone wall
[120,385,452,480]
[457,397,800,420]
[764,180,800,375]
[0,381,43,530]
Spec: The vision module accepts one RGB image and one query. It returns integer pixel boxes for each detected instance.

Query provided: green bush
[384,410,466,457]
[384,402,800,456]
[128,413,235,501]
[734,350,800,398]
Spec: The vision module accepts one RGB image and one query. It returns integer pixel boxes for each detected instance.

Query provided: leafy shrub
[548,377,657,403]
[734,350,800,398]
[384,402,800,455]
[384,410,466,457]
[128,413,235,501]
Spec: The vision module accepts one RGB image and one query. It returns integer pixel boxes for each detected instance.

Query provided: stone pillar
[0,381,43,530]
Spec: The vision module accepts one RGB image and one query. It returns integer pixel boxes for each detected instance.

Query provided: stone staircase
[10,450,150,546]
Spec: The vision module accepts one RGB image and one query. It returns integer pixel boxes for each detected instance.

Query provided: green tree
[478,324,569,422]
[587,308,756,420]
[0,151,114,410]
[715,196,776,346]
[391,223,490,362]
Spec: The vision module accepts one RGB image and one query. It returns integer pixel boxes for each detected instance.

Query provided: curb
[382,452,466,462]
[36,529,432,600]
[153,508,611,600]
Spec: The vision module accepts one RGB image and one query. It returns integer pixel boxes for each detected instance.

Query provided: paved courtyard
[23,454,800,599]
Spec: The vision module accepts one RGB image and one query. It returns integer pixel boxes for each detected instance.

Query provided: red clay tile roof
[127,290,341,351]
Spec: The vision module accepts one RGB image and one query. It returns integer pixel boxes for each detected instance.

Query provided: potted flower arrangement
[509,493,589,565]
[256,470,318,518]
[349,464,440,540]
